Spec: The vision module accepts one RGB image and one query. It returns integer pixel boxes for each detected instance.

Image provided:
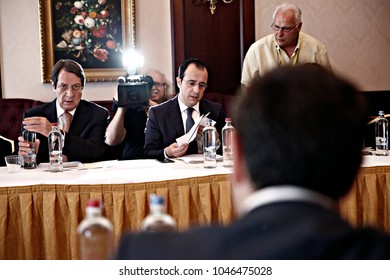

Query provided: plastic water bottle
[77,199,114,260]
[203,118,217,168]
[140,194,176,232]
[222,118,235,167]
[375,110,389,156]
[48,123,63,172]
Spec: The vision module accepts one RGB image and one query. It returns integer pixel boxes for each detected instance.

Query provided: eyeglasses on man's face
[182,79,208,90]
[57,83,82,93]
[271,23,299,32]
[153,82,166,88]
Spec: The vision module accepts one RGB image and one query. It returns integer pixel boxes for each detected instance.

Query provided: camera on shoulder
[116,75,154,108]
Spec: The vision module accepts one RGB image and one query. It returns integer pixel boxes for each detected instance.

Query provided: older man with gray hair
[241,2,332,88]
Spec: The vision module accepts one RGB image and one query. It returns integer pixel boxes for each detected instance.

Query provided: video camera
[117,74,154,108]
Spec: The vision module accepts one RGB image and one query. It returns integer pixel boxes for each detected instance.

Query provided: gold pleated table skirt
[0,174,233,260]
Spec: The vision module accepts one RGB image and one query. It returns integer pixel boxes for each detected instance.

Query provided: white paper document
[40,161,86,171]
[176,153,223,164]
[176,112,210,146]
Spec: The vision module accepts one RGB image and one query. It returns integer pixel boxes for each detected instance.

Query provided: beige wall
[0,0,172,102]
[1,0,389,103]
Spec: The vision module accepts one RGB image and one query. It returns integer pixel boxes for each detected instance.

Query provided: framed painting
[39,0,135,82]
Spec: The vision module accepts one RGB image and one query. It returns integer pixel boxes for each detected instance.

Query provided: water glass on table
[22,130,37,169]
[4,155,24,173]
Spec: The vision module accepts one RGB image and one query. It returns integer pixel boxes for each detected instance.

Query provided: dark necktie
[185,107,198,154]
[186,107,195,133]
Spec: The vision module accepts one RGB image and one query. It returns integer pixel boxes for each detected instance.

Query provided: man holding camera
[105,69,173,160]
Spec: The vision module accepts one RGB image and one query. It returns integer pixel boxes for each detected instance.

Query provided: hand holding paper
[176,113,212,146]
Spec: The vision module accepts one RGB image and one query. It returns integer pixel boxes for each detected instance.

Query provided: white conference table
[0,158,233,187]
[2,154,390,260]
[0,158,233,260]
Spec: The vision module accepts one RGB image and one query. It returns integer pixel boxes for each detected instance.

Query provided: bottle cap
[150,194,164,205]
[51,122,58,126]
[379,110,385,115]
[225,118,231,122]
[87,199,101,208]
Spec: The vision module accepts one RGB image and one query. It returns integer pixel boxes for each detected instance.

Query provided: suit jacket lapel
[70,100,89,135]
[170,96,185,136]
[46,100,58,123]
[199,100,211,117]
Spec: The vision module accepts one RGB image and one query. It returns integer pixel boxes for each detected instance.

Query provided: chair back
[0,98,44,144]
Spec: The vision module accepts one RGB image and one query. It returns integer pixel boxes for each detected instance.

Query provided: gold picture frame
[39,0,135,83]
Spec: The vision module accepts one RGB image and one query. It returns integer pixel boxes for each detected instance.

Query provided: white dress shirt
[238,185,337,218]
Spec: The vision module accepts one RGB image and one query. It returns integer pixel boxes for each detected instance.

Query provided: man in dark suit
[144,58,225,161]
[18,59,109,163]
[117,65,390,259]
[105,69,174,160]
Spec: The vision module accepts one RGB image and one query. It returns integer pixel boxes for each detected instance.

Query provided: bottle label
[376,137,388,146]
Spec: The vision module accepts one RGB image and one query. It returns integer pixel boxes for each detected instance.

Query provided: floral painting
[39,0,135,82]
[53,0,123,67]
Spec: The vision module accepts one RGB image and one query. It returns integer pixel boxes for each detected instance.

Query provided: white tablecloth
[0,158,234,259]
[0,159,233,187]
[361,155,390,167]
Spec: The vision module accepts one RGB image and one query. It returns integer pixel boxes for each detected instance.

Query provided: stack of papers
[176,154,223,164]
[39,161,86,171]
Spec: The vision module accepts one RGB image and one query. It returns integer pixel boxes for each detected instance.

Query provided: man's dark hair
[51,59,86,89]
[232,65,368,199]
[177,58,209,80]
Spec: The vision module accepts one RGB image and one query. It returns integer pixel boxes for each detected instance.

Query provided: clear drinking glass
[4,155,24,173]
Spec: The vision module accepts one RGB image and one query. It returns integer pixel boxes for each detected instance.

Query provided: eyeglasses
[57,83,82,93]
[271,23,299,32]
[182,79,208,89]
[153,82,166,88]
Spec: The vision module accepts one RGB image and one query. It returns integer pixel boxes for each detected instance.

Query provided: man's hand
[22,117,52,137]
[165,143,189,158]
[18,137,40,156]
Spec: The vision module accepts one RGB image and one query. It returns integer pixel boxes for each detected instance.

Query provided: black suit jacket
[122,107,148,160]
[21,99,109,163]
[117,201,390,259]
[144,96,225,160]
